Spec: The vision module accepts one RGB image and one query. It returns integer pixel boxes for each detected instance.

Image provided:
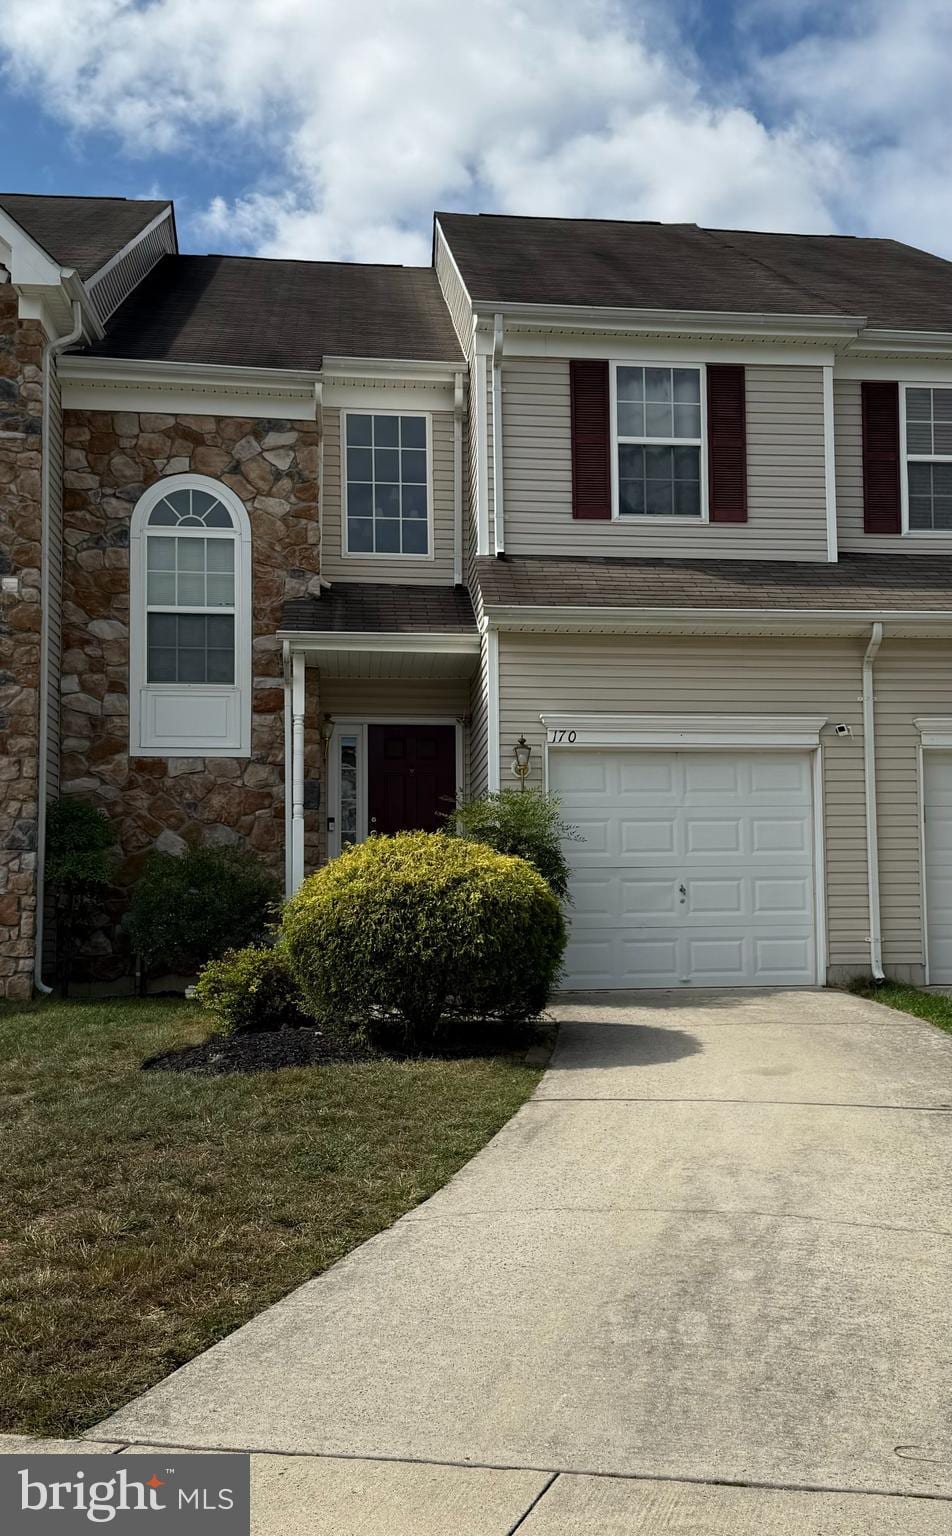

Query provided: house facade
[2,195,952,996]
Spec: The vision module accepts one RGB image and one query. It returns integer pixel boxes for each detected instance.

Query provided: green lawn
[849,978,952,1036]
[0,998,541,1437]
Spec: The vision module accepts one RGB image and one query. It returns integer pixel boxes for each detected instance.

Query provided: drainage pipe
[34,299,84,994]
[862,621,885,982]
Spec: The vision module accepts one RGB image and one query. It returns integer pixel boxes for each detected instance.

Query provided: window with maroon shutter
[570,360,611,519]
[861,381,901,534]
[707,364,748,524]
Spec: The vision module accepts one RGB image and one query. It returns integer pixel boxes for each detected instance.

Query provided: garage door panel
[552,746,817,989]
[685,816,742,854]
[621,816,677,855]
[751,816,811,854]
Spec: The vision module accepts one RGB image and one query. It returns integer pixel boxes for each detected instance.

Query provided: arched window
[129,475,251,757]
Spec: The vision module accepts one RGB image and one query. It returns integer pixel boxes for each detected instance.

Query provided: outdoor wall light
[319,715,335,761]
[511,735,532,788]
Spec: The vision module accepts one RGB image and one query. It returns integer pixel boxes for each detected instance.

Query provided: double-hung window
[344,412,431,557]
[614,365,704,519]
[130,476,251,756]
[904,386,952,531]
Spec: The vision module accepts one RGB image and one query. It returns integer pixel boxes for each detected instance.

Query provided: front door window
[338,734,359,847]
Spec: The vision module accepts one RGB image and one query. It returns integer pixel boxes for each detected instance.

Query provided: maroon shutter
[570,360,611,519]
[707,364,748,523]
[861,381,901,534]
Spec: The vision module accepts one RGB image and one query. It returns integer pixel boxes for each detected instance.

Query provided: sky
[0,0,950,267]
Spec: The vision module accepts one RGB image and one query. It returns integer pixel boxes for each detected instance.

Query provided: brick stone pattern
[0,277,44,998]
[61,409,322,978]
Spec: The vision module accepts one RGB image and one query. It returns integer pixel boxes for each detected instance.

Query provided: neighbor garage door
[924,752,952,983]
[551,748,818,988]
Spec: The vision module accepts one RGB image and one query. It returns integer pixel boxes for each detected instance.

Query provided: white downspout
[290,650,306,892]
[34,298,84,994]
[862,622,885,982]
[491,313,505,555]
[453,369,464,585]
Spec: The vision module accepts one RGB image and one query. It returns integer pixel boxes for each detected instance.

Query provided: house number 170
[548,730,577,743]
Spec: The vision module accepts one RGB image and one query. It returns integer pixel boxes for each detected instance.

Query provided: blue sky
[0,1,949,265]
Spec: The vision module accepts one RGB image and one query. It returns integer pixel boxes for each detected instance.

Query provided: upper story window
[904,386,952,531]
[613,365,705,520]
[343,411,431,558]
[130,476,251,757]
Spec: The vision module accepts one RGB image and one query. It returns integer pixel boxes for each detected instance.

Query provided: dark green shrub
[447,788,577,899]
[282,831,566,1050]
[128,845,281,975]
[45,798,117,994]
[195,944,313,1034]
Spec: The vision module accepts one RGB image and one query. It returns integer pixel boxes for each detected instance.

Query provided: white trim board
[539,713,828,749]
[915,717,952,748]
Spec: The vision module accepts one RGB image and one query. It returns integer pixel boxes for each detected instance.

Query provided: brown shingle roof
[437,213,952,332]
[86,254,465,370]
[475,553,952,612]
[0,193,171,280]
[281,584,476,634]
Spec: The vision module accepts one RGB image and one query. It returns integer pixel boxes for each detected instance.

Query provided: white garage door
[925,752,952,983]
[552,749,818,989]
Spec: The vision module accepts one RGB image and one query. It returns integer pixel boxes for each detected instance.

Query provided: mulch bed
[143,1028,368,1077]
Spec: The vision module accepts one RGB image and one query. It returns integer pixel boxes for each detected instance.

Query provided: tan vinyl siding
[434,227,473,351]
[45,364,64,798]
[318,677,470,718]
[468,635,491,799]
[834,377,952,555]
[321,406,456,584]
[875,640,952,975]
[497,631,873,975]
[500,360,829,561]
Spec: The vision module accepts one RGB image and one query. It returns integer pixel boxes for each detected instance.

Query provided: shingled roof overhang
[475,555,952,638]
[279,584,480,677]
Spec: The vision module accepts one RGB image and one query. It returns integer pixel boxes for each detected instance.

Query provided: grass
[849,977,952,1036]
[0,997,542,1437]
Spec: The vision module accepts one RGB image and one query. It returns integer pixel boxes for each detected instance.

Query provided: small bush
[447,788,577,899]
[45,798,117,994]
[195,944,314,1034]
[128,844,281,974]
[282,831,566,1050]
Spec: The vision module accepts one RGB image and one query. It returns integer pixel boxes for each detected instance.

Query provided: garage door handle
[679,884,687,899]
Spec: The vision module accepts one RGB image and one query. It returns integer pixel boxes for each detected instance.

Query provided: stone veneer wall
[61,408,322,979]
[0,277,45,998]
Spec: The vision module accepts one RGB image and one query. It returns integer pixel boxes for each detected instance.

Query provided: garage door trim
[916,720,952,985]
[541,714,828,987]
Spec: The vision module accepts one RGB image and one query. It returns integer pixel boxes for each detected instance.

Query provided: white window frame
[609,361,709,525]
[899,381,952,537]
[326,716,465,859]
[129,474,252,758]
[341,408,435,562]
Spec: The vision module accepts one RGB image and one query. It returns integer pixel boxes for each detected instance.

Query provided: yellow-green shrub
[282,832,565,1049]
[194,944,313,1034]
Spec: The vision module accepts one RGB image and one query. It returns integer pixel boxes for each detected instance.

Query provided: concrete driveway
[93,989,952,1533]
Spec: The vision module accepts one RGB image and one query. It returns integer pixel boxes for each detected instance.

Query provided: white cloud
[0,0,948,262]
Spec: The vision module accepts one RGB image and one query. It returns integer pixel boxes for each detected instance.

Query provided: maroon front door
[368,724,457,836]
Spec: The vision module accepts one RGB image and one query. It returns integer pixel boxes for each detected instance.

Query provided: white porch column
[291,649,306,892]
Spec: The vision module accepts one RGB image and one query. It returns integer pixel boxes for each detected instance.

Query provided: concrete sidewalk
[88,988,952,1531]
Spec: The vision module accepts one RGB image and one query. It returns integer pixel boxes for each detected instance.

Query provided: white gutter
[453,369,464,584]
[862,622,885,982]
[480,604,952,635]
[35,299,85,994]
[491,313,505,555]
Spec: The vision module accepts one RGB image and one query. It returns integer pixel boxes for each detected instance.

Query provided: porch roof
[280,583,477,634]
